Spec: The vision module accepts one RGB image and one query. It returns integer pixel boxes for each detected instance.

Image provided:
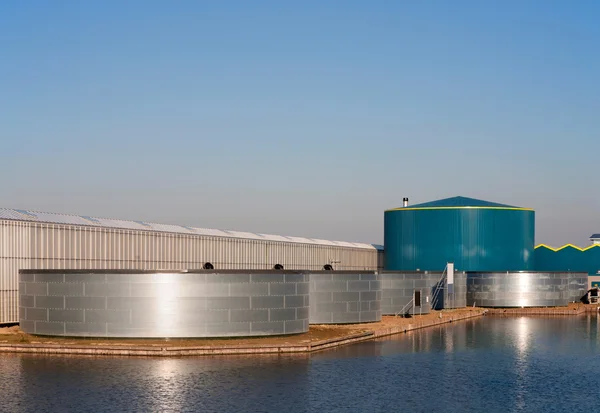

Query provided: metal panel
[0,208,379,250]
[534,244,600,275]
[0,209,28,220]
[19,270,310,338]
[1,213,382,324]
[466,272,587,307]
[568,274,588,303]
[430,271,467,309]
[0,291,18,323]
[380,272,435,315]
[448,272,464,306]
[590,248,600,276]
[398,196,521,209]
[384,207,534,272]
[309,272,381,324]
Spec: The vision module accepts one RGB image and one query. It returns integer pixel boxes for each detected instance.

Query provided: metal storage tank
[430,271,467,310]
[384,196,535,272]
[19,269,310,338]
[309,272,381,324]
[568,273,588,303]
[0,208,383,325]
[466,272,589,307]
[380,272,435,315]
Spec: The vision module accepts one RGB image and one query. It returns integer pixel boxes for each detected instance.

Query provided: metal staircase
[395,296,414,317]
[430,264,449,311]
[394,263,450,317]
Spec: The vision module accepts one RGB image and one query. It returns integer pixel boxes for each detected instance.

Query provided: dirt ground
[0,308,483,348]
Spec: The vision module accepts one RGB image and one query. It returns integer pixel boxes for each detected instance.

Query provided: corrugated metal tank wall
[20,270,310,338]
[467,272,586,307]
[431,271,467,310]
[384,207,535,272]
[1,220,381,324]
[380,272,435,315]
[309,272,382,324]
[569,274,588,302]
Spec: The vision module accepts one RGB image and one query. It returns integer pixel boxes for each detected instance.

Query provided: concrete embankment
[0,308,485,357]
[485,303,600,316]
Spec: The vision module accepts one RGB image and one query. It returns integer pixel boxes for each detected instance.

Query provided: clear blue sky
[1,0,598,246]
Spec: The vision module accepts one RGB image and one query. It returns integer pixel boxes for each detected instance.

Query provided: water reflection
[5,354,310,413]
[515,317,531,357]
[514,318,531,412]
[1,316,599,413]
[146,358,184,413]
[317,319,482,358]
[0,353,24,413]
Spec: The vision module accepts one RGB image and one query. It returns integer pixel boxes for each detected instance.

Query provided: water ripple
[1,315,599,413]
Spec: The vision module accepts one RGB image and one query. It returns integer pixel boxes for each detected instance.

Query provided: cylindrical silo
[19,269,310,338]
[384,196,535,272]
[466,272,584,307]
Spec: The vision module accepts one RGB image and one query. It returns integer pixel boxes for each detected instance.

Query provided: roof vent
[403,198,409,207]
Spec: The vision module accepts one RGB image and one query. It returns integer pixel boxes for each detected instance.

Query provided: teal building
[384,196,535,272]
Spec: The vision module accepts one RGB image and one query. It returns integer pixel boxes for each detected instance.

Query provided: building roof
[535,243,600,252]
[0,208,383,251]
[590,234,600,239]
[387,196,532,211]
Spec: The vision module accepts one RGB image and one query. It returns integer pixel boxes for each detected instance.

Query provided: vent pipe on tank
[403,197,409,207]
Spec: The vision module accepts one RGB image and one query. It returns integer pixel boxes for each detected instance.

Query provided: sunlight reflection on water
[1,315,599,413]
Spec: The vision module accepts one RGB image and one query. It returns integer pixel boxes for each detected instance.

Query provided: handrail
[395,263,450,317]
[430,264,448,310]
[395,297,414,317]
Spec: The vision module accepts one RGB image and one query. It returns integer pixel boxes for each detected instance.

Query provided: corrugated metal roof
[148,223,196,234]
[0,209,29,220]
[257,233,293,242]
[0,207,380,250]
[591,234,600,239]
[220,230,265,241]
[403,196,522,209]
[285,236,318,244]
[193,227,231,237]
[29,211,94,226]
[309,238,337,246]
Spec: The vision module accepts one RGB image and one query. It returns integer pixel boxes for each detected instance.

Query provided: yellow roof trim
[385,206,534,212]
[535,243,600,252]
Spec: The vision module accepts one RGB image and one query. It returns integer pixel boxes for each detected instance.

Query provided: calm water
[1,315,600,413]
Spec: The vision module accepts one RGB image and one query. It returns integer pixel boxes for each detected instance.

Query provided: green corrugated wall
[534,245,600,275]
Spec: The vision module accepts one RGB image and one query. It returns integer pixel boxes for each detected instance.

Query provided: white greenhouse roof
[0,208,383,250]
